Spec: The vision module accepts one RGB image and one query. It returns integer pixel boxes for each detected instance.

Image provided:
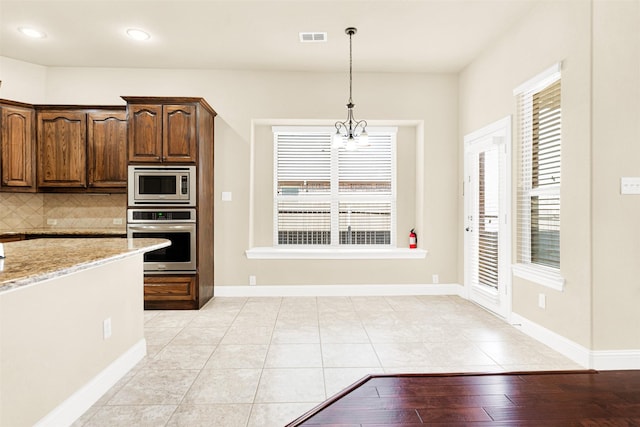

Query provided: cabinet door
[37,111,87,188]
[87,110,127,188]
[163,104,197,163]
[128,104,162,162]
[144,275,196,300]
[1,105,36,191]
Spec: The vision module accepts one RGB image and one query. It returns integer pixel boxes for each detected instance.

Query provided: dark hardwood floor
[287,370,640,426]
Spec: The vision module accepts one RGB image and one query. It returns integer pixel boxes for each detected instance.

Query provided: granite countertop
[0,228,127,237]
[0,238,170,294]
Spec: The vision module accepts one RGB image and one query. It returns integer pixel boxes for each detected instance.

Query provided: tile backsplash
[0,193,44,230]
[0,193,126,231]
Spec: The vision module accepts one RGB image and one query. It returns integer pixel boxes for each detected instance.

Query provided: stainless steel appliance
[127,208,196,273]
[128,165,196,206]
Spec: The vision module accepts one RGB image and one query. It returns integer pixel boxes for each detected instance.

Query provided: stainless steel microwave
[128,165,196,206]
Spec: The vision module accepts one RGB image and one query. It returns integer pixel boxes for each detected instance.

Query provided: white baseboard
[510,313,591,367]
[511,313,640,370]
[215,283,464,297]
[589,350,640,370]
[35,339,147,427]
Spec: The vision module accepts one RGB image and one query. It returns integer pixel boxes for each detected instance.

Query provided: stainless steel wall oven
[127,208,196,273]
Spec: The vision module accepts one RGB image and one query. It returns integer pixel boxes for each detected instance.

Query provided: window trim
[512,62,565,291]
[512,262,565,291]
[245,246,427,260]
[272,125,397,248]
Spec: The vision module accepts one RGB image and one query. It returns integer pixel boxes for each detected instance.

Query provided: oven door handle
[127,224,195,232]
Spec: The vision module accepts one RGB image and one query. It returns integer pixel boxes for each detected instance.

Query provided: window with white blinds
[515,65,561,270]
[273,127,396,247]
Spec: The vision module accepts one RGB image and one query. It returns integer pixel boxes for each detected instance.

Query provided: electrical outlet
[538,293,546,309]
[103,318,112,339]
[249,275,256,286]
[432,274,439,284]
[113,218,123,225]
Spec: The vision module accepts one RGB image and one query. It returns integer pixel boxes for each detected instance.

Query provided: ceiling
[0,0,539,73]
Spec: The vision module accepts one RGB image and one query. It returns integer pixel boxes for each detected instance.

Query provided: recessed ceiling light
[126,28,150,41]
[18,27,46,39]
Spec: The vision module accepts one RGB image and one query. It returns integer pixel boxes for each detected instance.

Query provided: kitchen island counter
[0,237,169,427]
[0,237,169,294]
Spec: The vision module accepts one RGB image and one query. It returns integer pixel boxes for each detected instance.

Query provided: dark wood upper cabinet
[37,110,87,188]
[163,104,197,163]
[126,99,198,163]
[127,104,162,162]
[87,110,127,188]
[0,101,36,192]
[35,106,127,192]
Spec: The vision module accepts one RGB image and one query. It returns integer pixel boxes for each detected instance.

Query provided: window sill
[512,263,565,291]
[245,247,428,260]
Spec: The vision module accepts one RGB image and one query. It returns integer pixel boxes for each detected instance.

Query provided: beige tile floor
[73,295,582,426]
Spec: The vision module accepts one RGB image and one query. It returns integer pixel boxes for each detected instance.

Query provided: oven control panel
[127,208,196,223]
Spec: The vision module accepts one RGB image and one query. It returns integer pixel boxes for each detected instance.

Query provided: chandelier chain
[349,29,353,104]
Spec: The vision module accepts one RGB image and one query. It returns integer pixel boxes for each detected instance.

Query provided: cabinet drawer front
[144,276,196,301]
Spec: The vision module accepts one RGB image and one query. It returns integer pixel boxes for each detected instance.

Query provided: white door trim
[463,116,512,319]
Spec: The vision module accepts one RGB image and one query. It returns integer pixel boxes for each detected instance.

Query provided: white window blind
[274,127,396,247]
[515,65,561,269]
[475,147,502,289]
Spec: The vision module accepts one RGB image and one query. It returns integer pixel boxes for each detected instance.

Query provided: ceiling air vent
[299,32,327,43]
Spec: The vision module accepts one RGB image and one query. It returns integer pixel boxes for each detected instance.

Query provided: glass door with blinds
[464,117,511,318]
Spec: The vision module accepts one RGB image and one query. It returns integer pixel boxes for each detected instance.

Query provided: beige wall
[591,0,640,350]
[459,0,593,347]
[1,1,638,352]
[460,0,640,351]
[0,62,459,286]
[0,255,145,426]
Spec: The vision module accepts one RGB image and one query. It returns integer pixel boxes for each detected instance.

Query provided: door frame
[463,116,512,319]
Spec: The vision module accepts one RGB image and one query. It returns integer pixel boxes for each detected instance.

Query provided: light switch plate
[221,191,232,201]
[621,177,640,195]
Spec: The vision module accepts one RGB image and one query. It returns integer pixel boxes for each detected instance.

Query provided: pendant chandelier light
[333,27,369,151]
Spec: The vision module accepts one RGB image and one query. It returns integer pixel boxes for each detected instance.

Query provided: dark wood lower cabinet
[143,275,197,310]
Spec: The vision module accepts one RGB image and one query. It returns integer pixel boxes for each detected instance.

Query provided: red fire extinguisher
[409,228,417,249]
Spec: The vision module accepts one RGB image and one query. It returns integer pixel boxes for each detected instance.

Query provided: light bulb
[357,130,369,147]
[345,138,358,151]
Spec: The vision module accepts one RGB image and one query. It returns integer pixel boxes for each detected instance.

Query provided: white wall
[0,56,47,102]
